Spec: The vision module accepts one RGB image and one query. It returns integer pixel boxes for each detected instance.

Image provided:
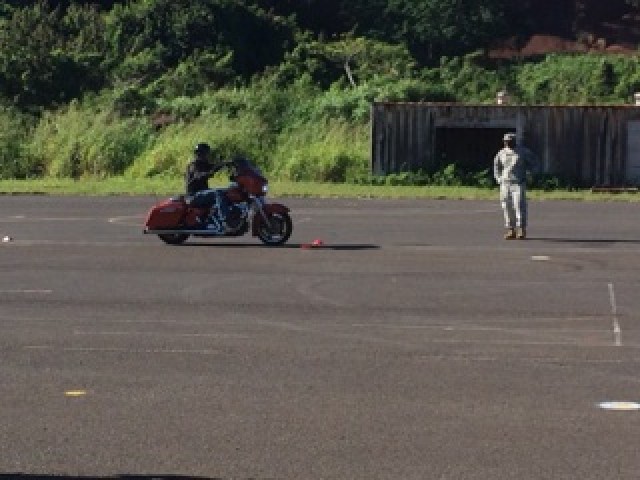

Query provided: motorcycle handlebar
[207,161,234,176]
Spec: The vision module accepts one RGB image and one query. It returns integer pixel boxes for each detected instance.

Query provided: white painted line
[417,339,640,347]
[20,346,640,365]
[613,319,621,346]
[6,240,148,247]
[608,282,622,347]
[74,319,245,325]
[353,314,618,326]
[531,255,551,261]
[352,324,612,333]
[608,282,618,316]
[397,245,640,254]
[24,346,222,355]
[598,401,640,411]
[73,330,248,339]
[0,289,52,294]
[1,217,94,222]
[292,208,499,217]
[108,215,145,226]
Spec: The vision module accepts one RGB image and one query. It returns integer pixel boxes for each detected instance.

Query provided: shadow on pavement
[528,237,640,244]
[0,475,227,480]
[182,242,380,250]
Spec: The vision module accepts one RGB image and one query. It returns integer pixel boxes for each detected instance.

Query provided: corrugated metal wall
[371,103,640,187]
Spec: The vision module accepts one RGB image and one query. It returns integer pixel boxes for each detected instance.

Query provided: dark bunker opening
[434,127,515,173]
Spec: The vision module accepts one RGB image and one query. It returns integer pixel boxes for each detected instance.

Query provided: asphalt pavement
[1,195,639,479]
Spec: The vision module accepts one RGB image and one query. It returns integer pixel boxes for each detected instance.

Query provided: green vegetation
[2,177,639,203]
[1,1,640,192]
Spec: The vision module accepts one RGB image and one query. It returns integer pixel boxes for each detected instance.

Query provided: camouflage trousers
[499,182,527,228]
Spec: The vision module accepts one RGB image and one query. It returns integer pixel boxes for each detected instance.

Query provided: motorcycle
[143,157,293,246]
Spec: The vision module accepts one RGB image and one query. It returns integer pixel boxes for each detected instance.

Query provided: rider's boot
[192,208,208,228]
[516,227,526,240]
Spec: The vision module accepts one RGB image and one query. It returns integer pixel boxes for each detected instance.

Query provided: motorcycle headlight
[262,184,269,193]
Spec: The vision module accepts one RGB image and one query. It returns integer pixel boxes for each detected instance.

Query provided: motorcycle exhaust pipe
[144,228,221,235]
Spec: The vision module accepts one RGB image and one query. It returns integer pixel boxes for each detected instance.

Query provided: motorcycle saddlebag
[145,198,187,229]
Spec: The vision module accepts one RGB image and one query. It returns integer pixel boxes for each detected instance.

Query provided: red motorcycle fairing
[233,160,268,196]
[251,202,290,237]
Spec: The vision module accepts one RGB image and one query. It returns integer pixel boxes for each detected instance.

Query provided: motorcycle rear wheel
[257,212,292,246]
[158,233,190,245]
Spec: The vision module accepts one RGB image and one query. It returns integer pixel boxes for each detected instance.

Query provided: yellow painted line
[64,390,87,397]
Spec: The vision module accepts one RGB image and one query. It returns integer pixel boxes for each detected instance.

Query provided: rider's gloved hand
[207,165,222,177]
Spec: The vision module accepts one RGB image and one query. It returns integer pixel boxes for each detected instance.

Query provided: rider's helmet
[194,142,211,156]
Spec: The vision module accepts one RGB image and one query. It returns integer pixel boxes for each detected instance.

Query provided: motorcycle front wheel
[257,212,292,246]
[158,233,190,245]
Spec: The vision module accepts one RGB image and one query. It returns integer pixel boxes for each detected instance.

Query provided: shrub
[126,111,271,178]
[438,52,512,103]
[29,101,153,177]
[111,84,157,116]
[0,107,39,179]
[515,54,632,104]
[270,119,369,183]
[529,173,569,190]
[144,51,236,99]
[348,165,494,188]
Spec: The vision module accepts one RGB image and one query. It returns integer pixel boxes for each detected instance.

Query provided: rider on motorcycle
[185,142,229,230]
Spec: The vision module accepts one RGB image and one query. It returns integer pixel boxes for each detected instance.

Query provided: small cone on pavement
[301,238,325,249]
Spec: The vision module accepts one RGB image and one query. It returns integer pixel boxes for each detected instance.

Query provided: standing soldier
[493,133,538,240]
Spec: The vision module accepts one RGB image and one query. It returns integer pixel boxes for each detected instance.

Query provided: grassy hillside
[1,1,640,188]
[4,53,640,188]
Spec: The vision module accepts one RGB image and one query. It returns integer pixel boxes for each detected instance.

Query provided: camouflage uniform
[493,134,537,237]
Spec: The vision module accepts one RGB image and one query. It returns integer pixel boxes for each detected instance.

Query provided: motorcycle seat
[170,195,194,205]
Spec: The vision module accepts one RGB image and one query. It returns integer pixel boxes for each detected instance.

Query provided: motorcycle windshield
[234,158,265,179]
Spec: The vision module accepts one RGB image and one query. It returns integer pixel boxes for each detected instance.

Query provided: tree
[315,35,416,87]
[383,0,512,62]
[255,0,516,64]
[0,1,106,109]
[253,0,351,36]
[107,0,293,92]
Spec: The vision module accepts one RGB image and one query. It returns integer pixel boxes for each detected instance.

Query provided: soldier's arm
[493,152,503,183]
